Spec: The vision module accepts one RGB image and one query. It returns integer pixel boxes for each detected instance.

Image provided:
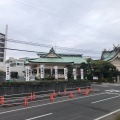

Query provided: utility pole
[4,25,8,64]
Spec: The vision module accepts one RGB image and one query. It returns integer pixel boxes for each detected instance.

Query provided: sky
[0,0,120,60]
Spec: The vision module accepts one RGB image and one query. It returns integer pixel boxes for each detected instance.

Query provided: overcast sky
[0,0,120,60]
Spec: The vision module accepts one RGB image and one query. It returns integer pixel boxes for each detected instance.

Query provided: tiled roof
[101,47,120,61]
[27,56,86,64]
[25,47,86,64]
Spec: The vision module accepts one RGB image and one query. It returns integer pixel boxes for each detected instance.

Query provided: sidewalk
[102,83,120,86]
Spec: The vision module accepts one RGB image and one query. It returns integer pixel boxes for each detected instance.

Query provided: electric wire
[7,39,101,54]
[13,0,120,40]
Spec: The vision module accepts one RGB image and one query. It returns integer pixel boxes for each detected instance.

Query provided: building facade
[0,33,6,63]
[6,57,28,77]
[101,46,120,71]
[25,48,86,80]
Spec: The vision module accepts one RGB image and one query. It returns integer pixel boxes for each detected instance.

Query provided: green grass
[115,114,120,120]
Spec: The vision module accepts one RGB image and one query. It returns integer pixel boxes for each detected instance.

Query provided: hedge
[0,80,90,86]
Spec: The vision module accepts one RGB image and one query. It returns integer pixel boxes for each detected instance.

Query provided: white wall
[111,57,120,71]
[0,64,25,77]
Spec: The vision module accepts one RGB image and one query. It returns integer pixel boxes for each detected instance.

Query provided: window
[17,62,24,66]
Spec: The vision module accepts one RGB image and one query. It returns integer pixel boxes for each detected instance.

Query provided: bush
[0,70,5,76]
[98,78,115,83]
[11,72,18,78]
[0,79,91,86]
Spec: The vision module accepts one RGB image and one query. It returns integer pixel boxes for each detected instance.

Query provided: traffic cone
[87,87,89,94]
[0,96,1,105]
[53,90,56,97]
[58,91,61,96]
[90,86,93,92]
[30,92,33,101]
[69,91,74,98]
[24,97,28,106]
[77,88,81,94]
[63,89,66,96]
[1,96,4,105]
[50,94,54,102]
[32,92,36,100]
[84,88,88,96]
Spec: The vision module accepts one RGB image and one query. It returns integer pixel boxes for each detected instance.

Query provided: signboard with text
[40,65,44,79]
[6,64,10,80]
[80,69,84,80]
[54,66,58,79]
[73,68,76,80]
[25,66,30,81]
[64,68,67,80]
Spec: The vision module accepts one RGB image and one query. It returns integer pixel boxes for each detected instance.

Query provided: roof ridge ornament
[49,47,55,53]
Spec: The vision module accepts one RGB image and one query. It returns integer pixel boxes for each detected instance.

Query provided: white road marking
[0,92,105,115]
[25,113,53,120]
[92,95,120,104]
[105,89,120,93]
[94,108,120,120]
[105,92,120,95]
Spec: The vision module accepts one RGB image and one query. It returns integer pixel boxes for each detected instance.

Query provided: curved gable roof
[101,47,120,61]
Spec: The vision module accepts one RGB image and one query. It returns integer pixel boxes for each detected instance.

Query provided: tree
[89,60,118,81]
[80,59,118,81]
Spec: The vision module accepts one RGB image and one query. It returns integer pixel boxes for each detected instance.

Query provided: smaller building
[101,46,120,71]
[0,33,6,63]
[6,57,28,77]
[25,48,86,80]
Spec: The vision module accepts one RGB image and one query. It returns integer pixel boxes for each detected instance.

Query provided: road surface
[0,84,120,120]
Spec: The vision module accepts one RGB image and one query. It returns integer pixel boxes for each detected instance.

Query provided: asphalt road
[0,84,120,120]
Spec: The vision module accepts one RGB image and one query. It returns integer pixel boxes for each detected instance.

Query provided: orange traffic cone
[1,96,4,105]
[53,90,56,97]
[77,88,81,94]
[84,88,88,96]
[24,97,28,106]
[30,92,33,101]
[87,87,89,94]
[63,89,66,96]
[58,91,61,96]
[90,86,93,92]
[32,92,36,100]
[0,96,1,105]
[69,91,74,98]
[50,94,54,102]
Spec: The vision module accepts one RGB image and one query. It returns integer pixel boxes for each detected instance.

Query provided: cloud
[0,0,120,60]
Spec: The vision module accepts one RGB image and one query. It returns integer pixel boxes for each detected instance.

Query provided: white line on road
[0,92,105,115]
[92,95,120,104]
[105,92,120,95]
[25,113,53,120]
[94,109,120,120]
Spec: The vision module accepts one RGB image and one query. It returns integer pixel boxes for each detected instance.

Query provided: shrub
[11,72,18,78]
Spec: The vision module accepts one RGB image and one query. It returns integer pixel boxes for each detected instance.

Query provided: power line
[13,0,120,40]
[1,47,100,59]
[7,39,101,54]
[1,47,44,53]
